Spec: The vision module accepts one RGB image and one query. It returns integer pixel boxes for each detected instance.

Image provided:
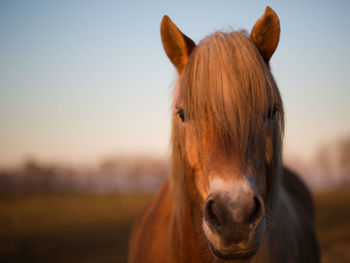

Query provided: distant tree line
[1,136,349,194]
[0,157,169,194]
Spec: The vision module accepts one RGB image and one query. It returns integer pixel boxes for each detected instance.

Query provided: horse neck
[169,153,214,262]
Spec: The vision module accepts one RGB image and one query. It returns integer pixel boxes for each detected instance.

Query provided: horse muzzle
[202,180,265,261]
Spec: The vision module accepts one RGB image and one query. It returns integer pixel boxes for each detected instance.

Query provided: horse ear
[251,6,280,62]
[160,15,196,74]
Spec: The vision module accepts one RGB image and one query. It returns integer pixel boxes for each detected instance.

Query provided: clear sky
[1,0,349,166]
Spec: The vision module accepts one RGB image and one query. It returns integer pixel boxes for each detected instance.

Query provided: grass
[0,194,151,263]
[0,190,349,263]
[315,190,350,263]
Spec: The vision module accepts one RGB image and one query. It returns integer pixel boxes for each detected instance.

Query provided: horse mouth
[209,243,258,261]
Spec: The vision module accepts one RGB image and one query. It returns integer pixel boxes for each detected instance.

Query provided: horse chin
[208,243,258,262]
[203,221,260,262]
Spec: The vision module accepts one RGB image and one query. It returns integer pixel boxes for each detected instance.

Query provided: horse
[128,6,320,263]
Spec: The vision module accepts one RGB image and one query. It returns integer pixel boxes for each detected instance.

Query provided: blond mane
[176,31,284,159]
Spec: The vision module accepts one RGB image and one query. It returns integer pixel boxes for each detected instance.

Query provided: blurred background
[1,0,349,262]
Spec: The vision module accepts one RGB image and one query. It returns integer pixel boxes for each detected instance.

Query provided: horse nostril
[204,199,221,228]
[249,196,263,224]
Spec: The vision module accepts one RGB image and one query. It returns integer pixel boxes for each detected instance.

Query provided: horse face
[161,6,281,261]
[179,107,278,261]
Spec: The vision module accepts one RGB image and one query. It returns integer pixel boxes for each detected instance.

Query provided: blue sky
[0,0,349,166]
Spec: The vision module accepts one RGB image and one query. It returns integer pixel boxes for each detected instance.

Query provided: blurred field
[0,190,349,263]
[0,194,151,263]
[315,189,350,263]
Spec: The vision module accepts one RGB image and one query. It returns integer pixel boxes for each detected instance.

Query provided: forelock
[178,30,283,158]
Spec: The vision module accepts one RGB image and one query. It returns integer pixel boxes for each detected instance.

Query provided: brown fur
[251,7,280,62]
[129,7,319,263]
[161,15,196,75]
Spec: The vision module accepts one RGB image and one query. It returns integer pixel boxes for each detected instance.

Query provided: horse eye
[267,105,278,119]
[177,108,185,122]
